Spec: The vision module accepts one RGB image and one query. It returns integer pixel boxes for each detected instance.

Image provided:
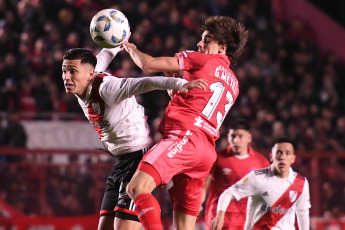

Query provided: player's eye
[204,38,211,44]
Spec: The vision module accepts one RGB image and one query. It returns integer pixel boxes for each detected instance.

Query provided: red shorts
[139,130,216,216]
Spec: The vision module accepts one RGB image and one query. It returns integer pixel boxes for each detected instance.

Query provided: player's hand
[180,79,208,93]
[164,71,179,78]
[210,212,225,230]
[119,32,131,50]
[167,89,178,99]
[123,41,136,53]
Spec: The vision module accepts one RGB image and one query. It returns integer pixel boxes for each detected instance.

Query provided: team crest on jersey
[289,190,298,202]
[222,168,231,175]
[91,102,101,115]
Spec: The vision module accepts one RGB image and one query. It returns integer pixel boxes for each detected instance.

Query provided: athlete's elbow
[141,63,157,74]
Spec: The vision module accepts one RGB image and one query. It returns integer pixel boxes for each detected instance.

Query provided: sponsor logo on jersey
[193,116,218,137]
[289,190,298,203]
[242,176,249,183]
[167,136,189,158]
[222,168,231,175]
[194,116,203,127]
[90,117,110,129]
[267,205,293,214]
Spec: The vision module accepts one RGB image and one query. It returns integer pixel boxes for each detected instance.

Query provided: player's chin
[65,88,74,94]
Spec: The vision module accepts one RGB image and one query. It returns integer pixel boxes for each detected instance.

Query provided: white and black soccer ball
[90,9,130,48]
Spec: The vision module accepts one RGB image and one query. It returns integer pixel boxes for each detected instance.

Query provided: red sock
[134,193,163,230]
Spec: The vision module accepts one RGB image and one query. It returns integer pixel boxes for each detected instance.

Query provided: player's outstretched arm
[124,41,180,74]
[95,46,123,72]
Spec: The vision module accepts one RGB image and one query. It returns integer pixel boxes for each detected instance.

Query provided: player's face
[270,142,296,178]
[197,31,223,55]
[62,59,94,98]
[228,129,252,156]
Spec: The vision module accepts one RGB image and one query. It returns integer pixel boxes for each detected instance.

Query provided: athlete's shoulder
[178,50,198,57]
[254,167,269,175]
[294,172,306,180]
[252,151,269,162]
[95,71,112,78]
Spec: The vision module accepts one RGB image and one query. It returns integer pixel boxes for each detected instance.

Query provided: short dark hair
[201,16,248,65]
[63,48,97,68]
[229,119,250,131]
[273,137,295,149]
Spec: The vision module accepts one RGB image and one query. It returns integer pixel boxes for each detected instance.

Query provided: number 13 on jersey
[202,82,234,130]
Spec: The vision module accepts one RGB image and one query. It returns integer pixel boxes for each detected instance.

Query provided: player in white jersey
[62,47,207,230]
[211,137,311,230]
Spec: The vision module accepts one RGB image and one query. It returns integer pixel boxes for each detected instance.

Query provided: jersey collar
[227,145,254,156]
[218,54,231,66]
[268,165,295,183]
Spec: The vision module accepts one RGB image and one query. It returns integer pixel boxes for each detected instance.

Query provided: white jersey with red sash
[228,166,311,230]
[77,72,189,156]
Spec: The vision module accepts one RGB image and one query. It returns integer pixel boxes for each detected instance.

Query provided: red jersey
[158,51,239,144]
[205,146,270,228]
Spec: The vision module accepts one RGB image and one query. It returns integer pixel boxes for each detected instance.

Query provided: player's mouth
[278,162,285,167]
[65,83,74,88]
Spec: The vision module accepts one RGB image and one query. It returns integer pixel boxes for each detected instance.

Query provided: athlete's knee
[126,171,157,199]
[126,180,137,200]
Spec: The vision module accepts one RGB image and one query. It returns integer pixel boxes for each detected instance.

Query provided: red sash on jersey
[252,174,305,230]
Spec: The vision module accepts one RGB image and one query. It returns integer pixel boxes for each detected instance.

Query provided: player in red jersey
[200,119,269,230]
[123,16,249,230]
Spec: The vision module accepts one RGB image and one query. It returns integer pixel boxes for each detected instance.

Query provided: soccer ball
[90,9,130,48]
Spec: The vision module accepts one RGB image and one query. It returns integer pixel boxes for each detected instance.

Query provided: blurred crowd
[0,0,345,220]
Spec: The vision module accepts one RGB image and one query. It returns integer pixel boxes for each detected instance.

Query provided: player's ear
[269,152,273,162]
[291,154,296,164]
[88,68,95,81]
[219,44,227,53]
[248,133,252,144]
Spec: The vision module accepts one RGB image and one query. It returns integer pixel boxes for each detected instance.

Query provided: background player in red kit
[123,16,249,230]
[200,119,269,229]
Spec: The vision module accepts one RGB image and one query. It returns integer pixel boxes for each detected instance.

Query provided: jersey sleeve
[95,47,121,72]
[230,171,257,201]
[100,76,188,103]
[175,51,210,71]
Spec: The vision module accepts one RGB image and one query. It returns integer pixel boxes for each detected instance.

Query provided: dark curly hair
[201,16,248,65]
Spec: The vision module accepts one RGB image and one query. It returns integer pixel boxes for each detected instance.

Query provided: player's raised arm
[95,46,123,72]
[102,76,208,102]
[123,41,180,74]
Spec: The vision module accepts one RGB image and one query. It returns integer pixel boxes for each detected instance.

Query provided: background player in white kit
[211,137,311,230]
[62,47,207,230]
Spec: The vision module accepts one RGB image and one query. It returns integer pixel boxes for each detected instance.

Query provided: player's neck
[272,166,289,178]
[236,149,248,156]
